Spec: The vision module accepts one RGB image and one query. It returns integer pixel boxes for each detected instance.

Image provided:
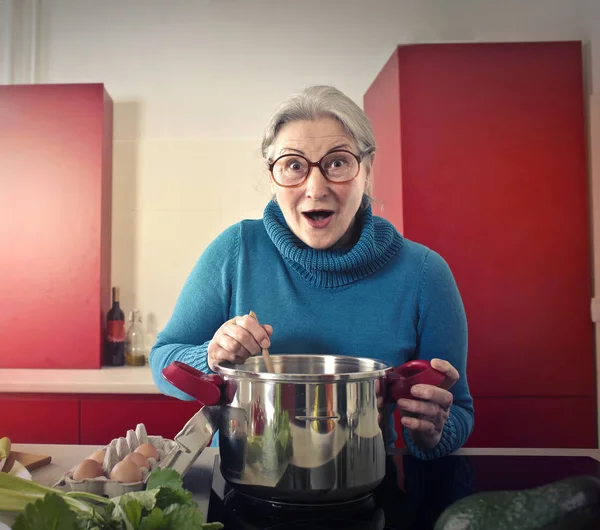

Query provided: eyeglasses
[268,149,366,188]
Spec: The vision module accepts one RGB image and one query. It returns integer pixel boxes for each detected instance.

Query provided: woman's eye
[327,158,347,169]
[286,159,306,172]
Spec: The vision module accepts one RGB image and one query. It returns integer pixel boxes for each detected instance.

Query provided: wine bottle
[105,286,125,366]
[125,309,146,366]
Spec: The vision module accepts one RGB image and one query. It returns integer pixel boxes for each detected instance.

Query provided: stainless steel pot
[162,354,444,504]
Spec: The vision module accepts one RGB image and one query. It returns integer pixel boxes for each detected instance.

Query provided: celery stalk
[0,488,43,512]
[65,490,110,505]
[0,470,110,516]
[0,472,58,496]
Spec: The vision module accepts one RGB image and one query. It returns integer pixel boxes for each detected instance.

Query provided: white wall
[4,1,600,380]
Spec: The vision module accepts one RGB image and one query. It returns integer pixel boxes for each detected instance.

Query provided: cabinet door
[0,394,79,443]
[366,42,593,398]
[464,397,597,448]
[79,395,201,445]
[0,84,113,369]
[391,396,597,449]
[365,42,596,447]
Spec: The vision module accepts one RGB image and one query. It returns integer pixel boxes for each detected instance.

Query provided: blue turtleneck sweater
[149,200,474,460]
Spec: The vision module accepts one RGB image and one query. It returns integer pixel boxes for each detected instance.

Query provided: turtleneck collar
[263,197,403,288]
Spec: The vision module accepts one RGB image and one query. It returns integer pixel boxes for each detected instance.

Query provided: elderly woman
[149,85,474,459]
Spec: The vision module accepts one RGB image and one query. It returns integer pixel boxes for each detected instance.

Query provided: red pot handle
[385,359,446,403]
[162,361,223,406]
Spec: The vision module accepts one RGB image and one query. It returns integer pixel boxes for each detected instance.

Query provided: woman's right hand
[207,313,273,370]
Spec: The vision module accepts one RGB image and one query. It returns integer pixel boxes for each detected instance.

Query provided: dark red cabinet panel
[365,42,596,447]
[465,397,597,448]
[79,395,201,445]
[0,84,113,369]
[0,394,79,444]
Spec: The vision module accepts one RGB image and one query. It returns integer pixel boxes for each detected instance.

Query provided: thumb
[262,324,273,337]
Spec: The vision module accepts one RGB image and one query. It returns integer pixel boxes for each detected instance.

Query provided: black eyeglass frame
[268,149,369,188]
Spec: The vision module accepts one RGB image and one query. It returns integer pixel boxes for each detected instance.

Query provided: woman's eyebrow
[326,143,353,153]
[280,147,306,155]
[280,143,353,156]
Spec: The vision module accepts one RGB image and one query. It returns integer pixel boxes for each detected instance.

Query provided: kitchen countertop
[14,443,600,492]
[4,444,600,528]
[0,365,160,394]
[1,443,217,528]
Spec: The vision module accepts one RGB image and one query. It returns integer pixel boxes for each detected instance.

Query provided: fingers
[208,314,273,369]
[430,358,460,390]
[233,314,272,349]
[410,384,453,411]
[397,397,447,419]
[374,378,385,412]
[396,384,453,448]
[400,415,438,436]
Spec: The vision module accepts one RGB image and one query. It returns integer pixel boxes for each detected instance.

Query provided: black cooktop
[206,454,600,529]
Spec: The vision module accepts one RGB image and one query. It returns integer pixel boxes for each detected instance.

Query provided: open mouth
[303,210,333,221]
[302,210,334,228]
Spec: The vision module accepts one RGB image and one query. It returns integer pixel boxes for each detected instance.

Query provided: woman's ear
[364,166,374,197]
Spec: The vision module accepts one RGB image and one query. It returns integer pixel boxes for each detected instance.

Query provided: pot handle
[385,359,446,403]
[162,361,223,406]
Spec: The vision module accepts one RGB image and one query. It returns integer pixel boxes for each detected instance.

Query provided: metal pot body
[215,355,388,503]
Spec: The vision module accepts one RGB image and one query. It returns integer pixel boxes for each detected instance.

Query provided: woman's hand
[396,358,459,449]
[207,314,273,370]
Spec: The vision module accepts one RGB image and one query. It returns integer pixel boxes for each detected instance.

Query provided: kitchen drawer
[464,396,597,448]
[79,394,201,445]
[0,394,79,444]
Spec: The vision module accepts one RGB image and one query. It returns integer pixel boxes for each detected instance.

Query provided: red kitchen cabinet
[79,395,201,445]
[465,397,597,448]
[0,84,113,369]
[0,394,79,444]
[364,42,596,447]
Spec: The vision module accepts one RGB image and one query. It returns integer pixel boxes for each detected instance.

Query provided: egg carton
[55,424,179,498]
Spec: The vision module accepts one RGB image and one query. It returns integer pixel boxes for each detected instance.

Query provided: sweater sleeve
[148,224,239,400]
[403,249,474,459]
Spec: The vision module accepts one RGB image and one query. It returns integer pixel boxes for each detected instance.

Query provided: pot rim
[213,353,392,382]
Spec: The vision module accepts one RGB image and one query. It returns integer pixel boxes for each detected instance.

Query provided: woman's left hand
[396,358,459,449]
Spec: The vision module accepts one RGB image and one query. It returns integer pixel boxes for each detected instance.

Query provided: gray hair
[261,85,376,168]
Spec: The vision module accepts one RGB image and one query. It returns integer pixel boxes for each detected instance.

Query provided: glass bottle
[125,309,146,366]
[105,287,125,366]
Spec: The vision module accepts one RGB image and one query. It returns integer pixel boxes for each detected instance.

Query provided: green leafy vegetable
[12,494,79,530]
[137,508,163,530]
[1,468,222,530]
[146,469,182,492]
[112,498,143,530]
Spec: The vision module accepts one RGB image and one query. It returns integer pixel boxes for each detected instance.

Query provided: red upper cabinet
[365,42,596,447]
[0,84,113,368]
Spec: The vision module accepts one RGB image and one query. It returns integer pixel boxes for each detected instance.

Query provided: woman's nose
[304,166,329,199]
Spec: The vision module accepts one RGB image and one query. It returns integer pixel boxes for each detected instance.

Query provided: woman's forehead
[273,118,356,156]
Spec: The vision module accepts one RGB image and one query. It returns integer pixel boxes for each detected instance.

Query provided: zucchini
[434,475,600,530]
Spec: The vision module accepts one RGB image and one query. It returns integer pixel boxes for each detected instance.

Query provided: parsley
[4,468,222,530]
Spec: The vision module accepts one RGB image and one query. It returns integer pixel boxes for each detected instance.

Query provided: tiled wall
[111,139,271,334]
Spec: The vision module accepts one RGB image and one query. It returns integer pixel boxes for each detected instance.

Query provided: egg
[87,450,106,465]
[72,459,104,480]
[134,443,159,461]
[109,460,143,483]
[123,451,150,469]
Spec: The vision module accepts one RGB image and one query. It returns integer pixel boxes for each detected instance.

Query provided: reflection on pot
[163,354,446,505]
[219,357,387,503]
